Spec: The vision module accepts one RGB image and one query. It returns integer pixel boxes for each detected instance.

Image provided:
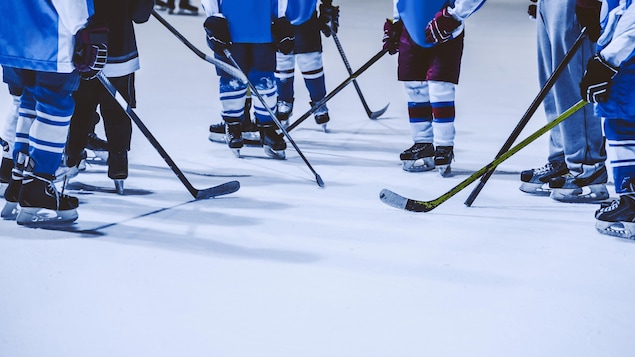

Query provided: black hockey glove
[575,0,602,42]
[425,7,462,44]
[318,1,340,37]
[73,20,109,80]
[272,17,295,55]
[204,15,232,56]
[382,19,402,55]
[528,0,537,19]
[580,54,618,103]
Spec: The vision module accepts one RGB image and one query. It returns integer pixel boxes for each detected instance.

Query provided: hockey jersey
[394,0,486,48]
[201,0,288,43]
[285,0,319,25]
[0,1,94,73]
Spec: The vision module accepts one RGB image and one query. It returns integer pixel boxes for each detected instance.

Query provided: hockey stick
[322,0,388,119]
[287,48,389,132]
[150,10,248,84]
[380,100,588,212]
[223,49,325,188]
[463,28,588,207]
[97,72,240,199]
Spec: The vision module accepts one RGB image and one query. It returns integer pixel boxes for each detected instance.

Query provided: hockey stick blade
[151,10,247,83]
[97,72,240,199]
[380,100,588,212]
[368,103,390,119]
[195,180,240,199]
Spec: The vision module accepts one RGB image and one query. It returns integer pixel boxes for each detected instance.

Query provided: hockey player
[60,0,154,195]
[0,0,108,225]
[275,0,339,131]
[587,0,635,238]
[383,0,486,176]
[0,83,21,190]
[156,0,199,15]
[519,0,608,203]
[202,0,292,159]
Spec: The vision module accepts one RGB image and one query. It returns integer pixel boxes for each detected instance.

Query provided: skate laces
[534,162,557,175]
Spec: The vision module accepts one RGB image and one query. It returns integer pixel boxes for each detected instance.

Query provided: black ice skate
[595,194,635,240]
[548,166,609,203]
[177,2,199,15]
[277,100,293,129]
[311,101,329,132]
[259,123,286,159]
[155,0,175,13]
[225,121,244,157]
[399,143,434,172]
[519,161,568,196]
[1,167,23,220]
[55,150,87,184]
[86,132,109,163]
[434,146,454,177]
[17,172,79,226]
[108,151,128,195]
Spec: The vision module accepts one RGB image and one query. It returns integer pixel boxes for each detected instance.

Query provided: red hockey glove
[382,19,402,55]
[425,7,462,44]
[73,21,109,80]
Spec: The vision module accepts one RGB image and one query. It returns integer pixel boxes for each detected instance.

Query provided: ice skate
[85,132,109,163]
[177,2,198,15]
[208,122,226,143]
[108,151,128,195]
[16,172,78,226]
[1,168,22,220]
[434,146,454,177]
[225,121,244,157]
[155,0,175,13]
[548,166,609,203]
[519,161,568,195]
[0,157,11,198]
[595,194,635,240]
[399,143,434,172]
[311,101,329,132]
[276,100,293,129]
[54,150,87,184]
[260,123,286,159]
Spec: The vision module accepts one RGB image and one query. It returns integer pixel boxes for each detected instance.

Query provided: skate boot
[548,165,609,203]
[241,117,261,145]
[259,123,286,159]
[178,1,198,15]
[434,146,454,177]
[54,150,87,184]
[1,167,23,220]
[595,193,635,240]
[108,151,128,195]
[399,143,434,172]
[208,122,226,143]
[155,0,175,13]
[225,121,244,157]
[276,100,293,129]
[311,101,329,132]
[519,161,568,195]
[0,138,10,195]
[17,172,79,226]
[86,132,109,163]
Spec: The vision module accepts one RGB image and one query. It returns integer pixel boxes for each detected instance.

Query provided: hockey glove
[528,0,537,19]
[204,15,232,56]
[575,0,602,42]
[73,21,109,80]
[318,1,340,37]
[272,17,295,55]
[425,7,462,44]
[382,19,403,55]
[580,54,618,103]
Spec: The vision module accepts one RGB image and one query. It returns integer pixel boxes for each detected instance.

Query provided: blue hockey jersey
[0,1,94,73]
[201,0,287,43]
[285,0,318,25]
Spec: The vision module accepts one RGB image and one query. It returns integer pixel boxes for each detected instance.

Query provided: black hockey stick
[380,100,588,212]
[287,48,389,132]
[463,28,588,207]
[97,72,240,199]
[322,0,388,119]
[223,49,325,188]
[151,10,247,83]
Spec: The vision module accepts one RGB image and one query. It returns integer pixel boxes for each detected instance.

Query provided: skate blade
[264,146,285,160]
[208,132,227,144]
[550,184,609,203]
[16,207,78,226]
[437,164,452,177]
[243,131,261,142]
[401,158,434,172]
[114,179,125,195]
[596,220,635,240]
[0,182,7,199]
[1,201,19,220]
[177,9,199,15]
[231,149,241,158]
[519,182,551,196]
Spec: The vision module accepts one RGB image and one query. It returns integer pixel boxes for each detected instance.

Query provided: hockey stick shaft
[287,48,389,132]
[464,28,588,207]
[223,49,325,187]
[97,72,238,199]
[381,100,588,212]
[150,10,248,83]
[331,32,389,119]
